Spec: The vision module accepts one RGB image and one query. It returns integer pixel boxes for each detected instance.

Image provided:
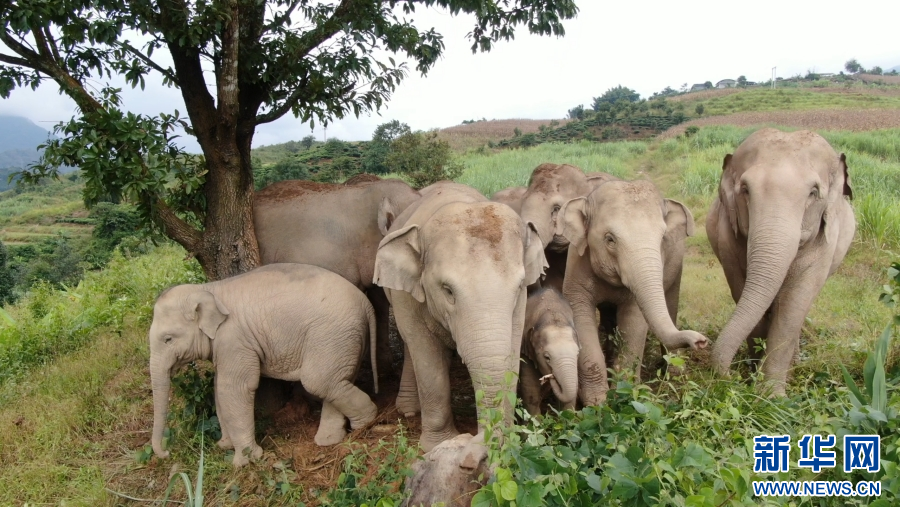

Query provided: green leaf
[471,490,494,507]
[499,479,518,501]
[586,472,603,492]
[840,364,867,407]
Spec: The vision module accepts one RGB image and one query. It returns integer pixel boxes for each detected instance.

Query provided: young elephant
[707,128,855,395]
[558,180,708,406]
[149,264,378,467]
[519,288,579,415]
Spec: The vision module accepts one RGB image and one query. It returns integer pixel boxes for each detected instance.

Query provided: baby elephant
[519,288,580,415]
[148,264,378,467]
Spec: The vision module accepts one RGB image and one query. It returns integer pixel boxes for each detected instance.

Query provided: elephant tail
[366,301,379,395]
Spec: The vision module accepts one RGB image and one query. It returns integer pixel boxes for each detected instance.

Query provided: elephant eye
[543,351,551,361]
[164,335,173,344]
[740,184,749,195]
[810,186,820,199]
[605,233,616,246]
[442,284,455,303]
[552,204,561,213]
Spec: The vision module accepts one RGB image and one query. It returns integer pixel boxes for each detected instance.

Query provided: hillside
[0,116,77,191]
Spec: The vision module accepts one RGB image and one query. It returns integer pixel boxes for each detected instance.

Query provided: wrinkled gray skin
[490,186,527,215]
[707,128,855,396]
[374,182,547,451]
[518,165,620,293]
[253,178,421,380]
[559,180,709,406]
[149,264,378,467]
[519,288,579,415]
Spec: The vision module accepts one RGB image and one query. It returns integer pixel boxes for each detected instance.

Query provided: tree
[694,104,704,116]
[385,130,463,188]
[869,66,883,75]
[361,119,410,174]
[737,75,748,87]
[591,85,640,111]
[703,81,712,89]
[300,135,316,150]
[0,0,577,280]
[567,104,585,120]
[845,59,863,74]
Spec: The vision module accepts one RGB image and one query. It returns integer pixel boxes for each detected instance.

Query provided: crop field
[661,109,900,138]
[0,180,91,245]
[684,88,900,117]
[0,124,898,505]
[437,118,570,151]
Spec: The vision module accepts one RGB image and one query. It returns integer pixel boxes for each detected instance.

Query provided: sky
[1,0,898,152]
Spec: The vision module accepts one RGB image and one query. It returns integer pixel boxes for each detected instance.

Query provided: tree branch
[153,198,203,253]
[116,41,179,85]
[0,52,31,67]
[254,79,307,125]
[42,26,62,62]
[264,0,302,31]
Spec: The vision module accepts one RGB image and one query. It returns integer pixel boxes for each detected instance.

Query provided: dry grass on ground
[437,118,570,151]
[660,108,900,138]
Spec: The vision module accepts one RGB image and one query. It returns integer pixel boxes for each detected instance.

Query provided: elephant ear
[521,326,537,360]
[524,222,549,285]
[377,197,398,236]
[558,197,589,256]
[183,290,229,340]
[373,224,425,302]
[664,199,695,237]
[823,153,853,244]
[720,154,739,238]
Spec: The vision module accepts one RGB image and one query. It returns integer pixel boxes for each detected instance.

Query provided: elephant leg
[759,268,829,397]
[518,358,543,416]
[313,401,348,446]
[392,297,458,451]
[214,380,233,450]
[615,300,650,380]
[367,286,396,384]
[396,343,421,416]
[216,356,263,467]
[572,300,608,406]
[301,371,377,438]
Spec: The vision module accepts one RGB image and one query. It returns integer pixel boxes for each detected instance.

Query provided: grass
[458,140,647,196]
[684,88,900,117]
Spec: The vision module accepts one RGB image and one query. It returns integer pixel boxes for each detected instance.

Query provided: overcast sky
[1,0,898,152]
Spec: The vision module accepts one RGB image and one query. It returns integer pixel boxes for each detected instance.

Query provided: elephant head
[149,285,229,459]
[710,128,853,374]
[558,180,707,351]
[374,202,547,426]
[519,163,591,253]
[524,289,580,409]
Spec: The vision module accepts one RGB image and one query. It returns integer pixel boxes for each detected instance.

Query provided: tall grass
[458,140,646,196]
[0,244,203,389]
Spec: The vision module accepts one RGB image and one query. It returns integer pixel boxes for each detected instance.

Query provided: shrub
[385,130,464,188]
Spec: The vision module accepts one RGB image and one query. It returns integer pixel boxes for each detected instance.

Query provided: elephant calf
[519,288,579,415]
[149,264,378,467]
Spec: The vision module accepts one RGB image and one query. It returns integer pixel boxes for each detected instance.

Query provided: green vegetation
[684,88,900,116]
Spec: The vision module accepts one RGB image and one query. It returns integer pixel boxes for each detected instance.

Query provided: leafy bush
[0,244,203,388]
[385,130,464,188]
[592,86,641,110]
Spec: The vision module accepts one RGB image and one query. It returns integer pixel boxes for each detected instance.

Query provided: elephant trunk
[711,211,801,374]
[150,355,173,459]
[624,247,680,344]
[548,355,578,410]
[456,315,518,428]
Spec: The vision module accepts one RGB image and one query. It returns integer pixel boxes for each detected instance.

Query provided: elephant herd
[148,128,856,467]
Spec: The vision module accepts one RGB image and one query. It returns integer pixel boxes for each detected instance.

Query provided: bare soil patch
[437,118,570,151]
[660,108,900,139]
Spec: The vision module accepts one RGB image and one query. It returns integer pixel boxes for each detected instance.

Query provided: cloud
[1,0,897,150]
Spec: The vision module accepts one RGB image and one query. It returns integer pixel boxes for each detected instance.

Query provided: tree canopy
[591,85,639,111]
[0,0,578,279]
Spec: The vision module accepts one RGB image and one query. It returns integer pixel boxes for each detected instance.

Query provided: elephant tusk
[539,373,555,385]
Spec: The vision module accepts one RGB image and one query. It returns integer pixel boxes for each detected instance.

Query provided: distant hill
[889,65,900,73]
[0,116,75,190]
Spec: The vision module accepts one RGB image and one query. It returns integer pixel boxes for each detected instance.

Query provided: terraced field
[661,108,900,138]
[437,118,570,151]
[0,180,90,245]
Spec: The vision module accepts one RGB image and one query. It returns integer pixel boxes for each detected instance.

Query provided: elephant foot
[396,391,421,417]
[232,443,263,468]
[419,427,461,453]
[348,400,378,430]
[217,436,234,450]
[316,401,349,446]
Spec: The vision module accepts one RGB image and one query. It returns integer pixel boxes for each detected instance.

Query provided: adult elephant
[558,179,708,405]
[707,128,855,396]
[253,178,421,381]
[490,186,527,214]
[374,182,547,451]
